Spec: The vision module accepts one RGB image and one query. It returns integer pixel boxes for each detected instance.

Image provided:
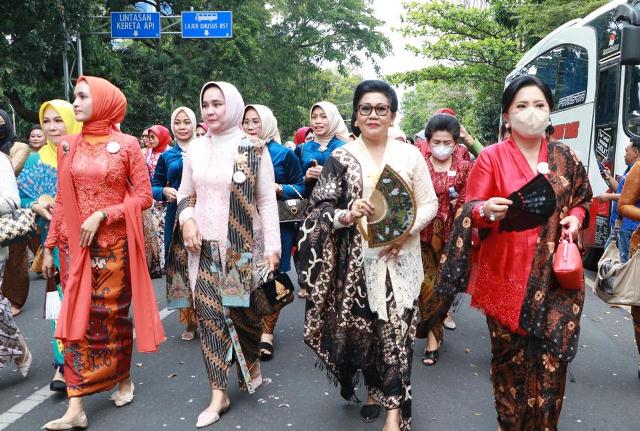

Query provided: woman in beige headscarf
[178,83,281,428]
[243,104,304,361]
[294,101,349,198]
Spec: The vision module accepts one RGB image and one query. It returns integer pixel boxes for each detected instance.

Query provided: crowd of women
[0,72,639,431]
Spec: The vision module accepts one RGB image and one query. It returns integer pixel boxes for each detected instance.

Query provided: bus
[505,0,640,268]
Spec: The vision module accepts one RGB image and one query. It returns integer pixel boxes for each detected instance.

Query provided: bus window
[522,45,588,112]
[625,65,640,137]
[585,10,620,61]
[594,64,620,165]
[556,46,588,109]
[596,65,619,126]
[525,48,561,99]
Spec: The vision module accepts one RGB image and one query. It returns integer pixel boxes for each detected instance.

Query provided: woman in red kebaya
[437,75,592,431]
[42,76,165,430]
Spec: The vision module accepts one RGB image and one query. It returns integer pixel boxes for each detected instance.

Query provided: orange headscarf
[76,76,127,136]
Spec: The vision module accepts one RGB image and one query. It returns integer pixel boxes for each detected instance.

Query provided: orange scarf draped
[55,76,165,352]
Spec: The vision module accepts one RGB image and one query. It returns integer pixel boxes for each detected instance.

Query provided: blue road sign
[111,12,161,39]
[181,11,233,39]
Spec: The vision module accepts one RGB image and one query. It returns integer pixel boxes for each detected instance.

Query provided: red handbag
[553,234,584,290]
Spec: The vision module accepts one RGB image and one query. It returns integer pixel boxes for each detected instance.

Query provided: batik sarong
[363,275,417,431]
[194,240,261,390]
[487,317,568,431]
[416,242,451,343]
[63,239,133,397]
[0,260,24,371]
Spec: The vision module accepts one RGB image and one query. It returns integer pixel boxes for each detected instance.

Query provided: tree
[389,0,609,142]
[400,80,476,139]
[1,0,389,139]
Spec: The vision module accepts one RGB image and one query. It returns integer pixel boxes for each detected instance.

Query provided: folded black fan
[499,174,556,232]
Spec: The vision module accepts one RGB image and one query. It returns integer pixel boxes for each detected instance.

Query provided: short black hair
[26,124,41,140]
[502,75,554,113]
[631,137,640,151]
[425,113,461,141]
[351,80,399,136]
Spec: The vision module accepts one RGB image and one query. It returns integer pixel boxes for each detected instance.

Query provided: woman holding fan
[298,80,437,430]
[437,75,592,430]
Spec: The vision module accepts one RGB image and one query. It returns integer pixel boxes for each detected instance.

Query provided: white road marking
[0,307,175,430]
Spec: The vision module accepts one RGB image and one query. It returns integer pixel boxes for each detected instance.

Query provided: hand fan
[365,165,416,247]
[16,161,58,201]
[500,174,557,232]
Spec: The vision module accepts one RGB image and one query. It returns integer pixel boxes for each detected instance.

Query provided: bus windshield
[625,65,640,137]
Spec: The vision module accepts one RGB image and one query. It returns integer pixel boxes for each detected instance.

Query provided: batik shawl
[297,148,378,401]
[436,141,592,361]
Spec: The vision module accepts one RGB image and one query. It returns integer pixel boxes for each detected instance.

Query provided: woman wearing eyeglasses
[298,80,437,431]
[416,114,473,366]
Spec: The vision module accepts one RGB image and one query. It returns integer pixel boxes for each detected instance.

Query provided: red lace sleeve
[102,137,153,224]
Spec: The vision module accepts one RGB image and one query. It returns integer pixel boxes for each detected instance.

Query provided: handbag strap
[1,196,19,218]
[290,185,304,200]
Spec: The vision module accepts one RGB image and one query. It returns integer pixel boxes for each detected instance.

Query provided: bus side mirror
[620,25,640,65]
[616,4,640,65]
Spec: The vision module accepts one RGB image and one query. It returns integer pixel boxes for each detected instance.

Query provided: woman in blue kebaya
[243,104,304,360]
[152,106,199,341]
[295,101,349,197]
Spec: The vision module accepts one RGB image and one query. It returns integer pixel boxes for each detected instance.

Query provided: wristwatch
[99,210,107,221]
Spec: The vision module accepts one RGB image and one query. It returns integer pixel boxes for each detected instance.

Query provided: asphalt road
[1,270,638,431]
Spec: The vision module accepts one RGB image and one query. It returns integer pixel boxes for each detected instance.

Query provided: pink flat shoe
[195,404,229,428]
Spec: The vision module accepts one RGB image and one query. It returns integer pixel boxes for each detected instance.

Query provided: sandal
[259,341,274,361]
[181,329,196,341]
[360,404,381,423]
[422,349,439,366]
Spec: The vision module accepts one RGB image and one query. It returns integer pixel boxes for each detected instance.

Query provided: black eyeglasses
[358,104,390,117]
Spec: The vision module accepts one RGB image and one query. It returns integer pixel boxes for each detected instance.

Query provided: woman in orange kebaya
[42,76,165,430]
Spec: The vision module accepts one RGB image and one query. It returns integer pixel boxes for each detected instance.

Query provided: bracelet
[337,210,353,226]
[478,202,495,222]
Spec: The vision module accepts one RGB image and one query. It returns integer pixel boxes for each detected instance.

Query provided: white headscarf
[170,106,197,143]
[310,101,350,146]
[199,81,245,136]
[244,104,282,143]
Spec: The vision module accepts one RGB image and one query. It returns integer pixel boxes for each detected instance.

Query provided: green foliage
[0,0,387,139]
[390,0,610,143]
[400,81,476,139]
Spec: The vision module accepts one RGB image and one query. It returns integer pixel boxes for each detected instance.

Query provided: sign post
[181,11,233,39]
[111,12,161,39]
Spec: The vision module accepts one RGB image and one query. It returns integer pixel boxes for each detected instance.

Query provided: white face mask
[431,145,454,161]
[508,106,550,138]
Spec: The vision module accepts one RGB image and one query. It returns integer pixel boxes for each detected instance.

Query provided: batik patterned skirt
[190,240,261,389]
[0,260,24,371]
[487,317,568,431]
[416,242,451,343]
[63,239,133,397]
[363,275,418,431]
[143,202,166,279]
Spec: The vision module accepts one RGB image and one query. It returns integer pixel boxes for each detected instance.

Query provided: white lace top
[336,138,438,321]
